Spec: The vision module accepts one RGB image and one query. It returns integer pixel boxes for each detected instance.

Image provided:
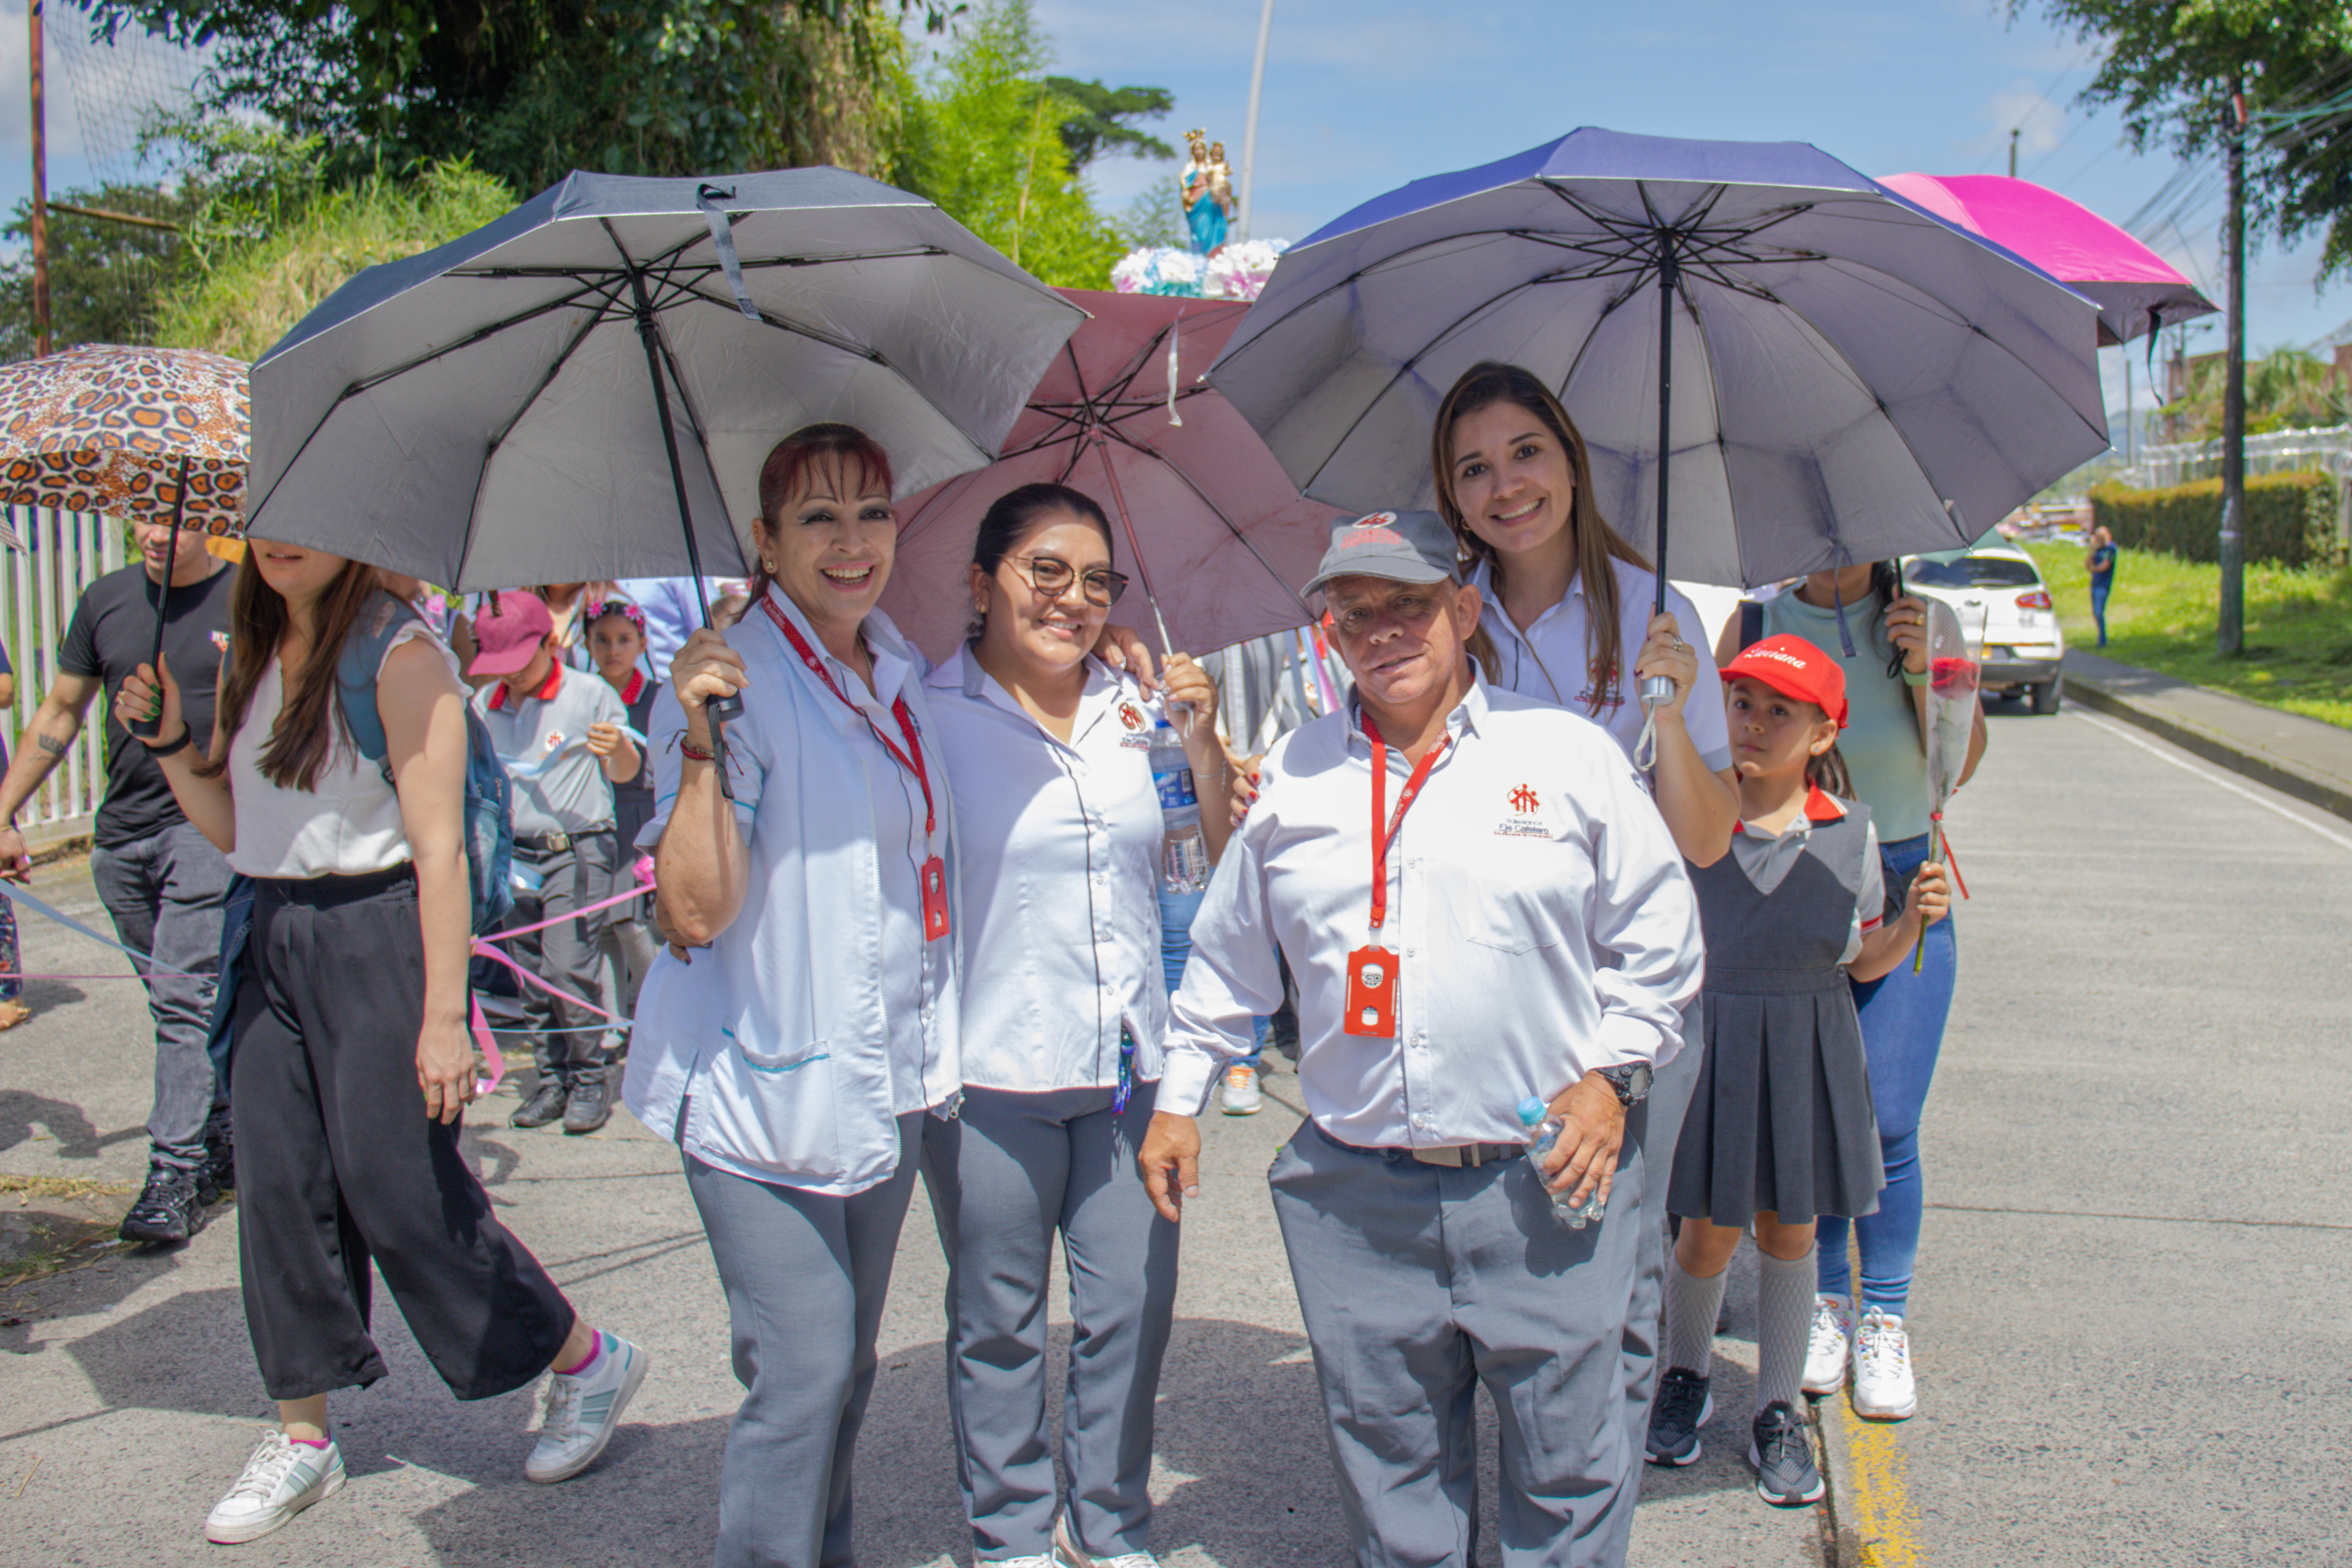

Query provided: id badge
[1343,944,1399,1037]
[920,854,951,941]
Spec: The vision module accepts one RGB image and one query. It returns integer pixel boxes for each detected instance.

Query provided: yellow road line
[1830,1398,1924,1568]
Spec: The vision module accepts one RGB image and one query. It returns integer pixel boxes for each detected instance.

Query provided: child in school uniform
[1645,634,1950,1507]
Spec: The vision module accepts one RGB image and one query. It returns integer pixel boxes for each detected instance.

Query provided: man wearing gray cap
[1138,510,1703,1567]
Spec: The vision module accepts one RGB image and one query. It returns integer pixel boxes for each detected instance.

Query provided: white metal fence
[2119,424,2352,490]
[3,508,126,844]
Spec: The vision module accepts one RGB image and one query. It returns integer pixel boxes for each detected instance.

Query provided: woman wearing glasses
[919,483,1228,1568]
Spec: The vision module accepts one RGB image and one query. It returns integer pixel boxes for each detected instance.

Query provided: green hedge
[2087,471,2341,567]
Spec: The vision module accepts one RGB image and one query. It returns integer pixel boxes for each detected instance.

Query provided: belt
[1409,1141,1527,1169]
[515,832,573,855]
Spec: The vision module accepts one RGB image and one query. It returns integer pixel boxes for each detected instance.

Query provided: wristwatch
[1598,1062,1653,1106]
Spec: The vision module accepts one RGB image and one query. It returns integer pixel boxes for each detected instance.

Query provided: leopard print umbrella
[0,344,250,539]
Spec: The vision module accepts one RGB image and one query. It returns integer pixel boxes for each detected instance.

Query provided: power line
[1973,36,2103,174]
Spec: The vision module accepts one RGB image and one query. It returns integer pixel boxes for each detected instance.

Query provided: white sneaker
[204,1429,345,1544]
[1221,1063,1262,1115]
[1054,1511,1160,1568]
[1851,1307,1918,1420]
[1802,1293,1855,1396]
[525,1330,650,1482]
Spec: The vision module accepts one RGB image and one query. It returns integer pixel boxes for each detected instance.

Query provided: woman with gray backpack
[120,541,648,1546]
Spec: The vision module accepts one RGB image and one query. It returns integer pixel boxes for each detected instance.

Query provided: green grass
[2026,541,2352,729]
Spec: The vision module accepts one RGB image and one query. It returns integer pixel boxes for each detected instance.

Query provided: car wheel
[2030,677,2063,715]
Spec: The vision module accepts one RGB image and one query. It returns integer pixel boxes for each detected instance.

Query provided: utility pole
[1237,0,1275,243]
[2218,80,2248,656]
[2008,127,2020,178]
[29,0,50,356]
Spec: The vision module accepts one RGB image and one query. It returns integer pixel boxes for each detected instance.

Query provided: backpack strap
[337,591,426,783]
[1737,599,1764,653]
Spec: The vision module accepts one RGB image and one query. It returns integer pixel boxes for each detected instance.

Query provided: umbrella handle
[127,455,191,741]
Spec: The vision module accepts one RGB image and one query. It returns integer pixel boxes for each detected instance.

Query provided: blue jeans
[2089,578,2111,645]
[1157,884,1262,1067]
[1816,832,1955,1318]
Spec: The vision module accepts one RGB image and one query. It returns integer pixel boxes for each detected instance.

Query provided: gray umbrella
[244,167,1085,599]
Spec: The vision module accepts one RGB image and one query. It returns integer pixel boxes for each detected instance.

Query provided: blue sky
[3,0,2345,442]
[1030,0,2352,442]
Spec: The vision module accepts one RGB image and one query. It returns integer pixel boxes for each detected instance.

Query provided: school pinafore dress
[1671,804,1886,1226]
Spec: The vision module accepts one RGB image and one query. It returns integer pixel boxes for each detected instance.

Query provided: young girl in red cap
[1644,634,1948,1508]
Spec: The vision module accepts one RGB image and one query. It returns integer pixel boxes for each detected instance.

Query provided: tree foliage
[2024,0,2352,277]
[2175,343,2351,435]
[66,0,950,193]
[1043,77,1176,171]
[895,0,1135,288]
[0,183,198,359]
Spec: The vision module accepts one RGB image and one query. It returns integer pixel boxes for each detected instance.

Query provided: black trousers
[508,830,616,1089]
[233,866,574,1402]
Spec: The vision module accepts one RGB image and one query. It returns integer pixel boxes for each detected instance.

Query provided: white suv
[1900,545,2067,714]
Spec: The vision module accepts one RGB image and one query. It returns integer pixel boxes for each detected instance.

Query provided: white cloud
[1966,76,2072,166]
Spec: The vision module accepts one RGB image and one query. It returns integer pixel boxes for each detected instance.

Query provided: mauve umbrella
[1208,127,2112,602]
[1875,173,2216,347]
[881,290,1335,664]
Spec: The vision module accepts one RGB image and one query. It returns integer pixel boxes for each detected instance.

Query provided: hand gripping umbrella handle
[127,455,192,741]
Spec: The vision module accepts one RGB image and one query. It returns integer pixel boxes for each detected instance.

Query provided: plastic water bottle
[1517,1096,1607,1230]
[1150,718,1210,894]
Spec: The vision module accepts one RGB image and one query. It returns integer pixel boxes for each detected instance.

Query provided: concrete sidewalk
[2062,650,2352,820]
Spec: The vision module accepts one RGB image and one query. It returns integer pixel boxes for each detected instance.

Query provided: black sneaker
[510,1080,568,1128]
[561,1080,611,1135]
[1646,1367,1712,1467]
[1750,1401,1825,1506]
[203,1125,236,1198]
[120,1162,210,1245]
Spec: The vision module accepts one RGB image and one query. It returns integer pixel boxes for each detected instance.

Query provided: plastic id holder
[921,855,951,941]
[1343,944,1399,1037]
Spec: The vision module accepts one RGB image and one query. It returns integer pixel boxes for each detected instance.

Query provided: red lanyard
[761,597,936,843]
[1361,711,1448,936]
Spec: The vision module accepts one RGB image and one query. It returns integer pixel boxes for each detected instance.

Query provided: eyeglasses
[1008,554,1129,607]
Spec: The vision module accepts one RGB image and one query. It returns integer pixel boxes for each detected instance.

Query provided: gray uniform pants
[508,832,614,1089]
[1600,1002,1703,1560]
[1269,1119,1645,1568]
[920,1085,1178,1561]
[91,819,232,1169]
[686,1114,923,1568]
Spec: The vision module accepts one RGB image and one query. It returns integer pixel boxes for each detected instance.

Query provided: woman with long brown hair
[1430,359,1738,1554]
[122,542,646,1545]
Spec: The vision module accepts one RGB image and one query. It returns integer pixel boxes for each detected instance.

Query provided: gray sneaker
[1750,1401,1824,1506]
[1645,1367,1712,1466]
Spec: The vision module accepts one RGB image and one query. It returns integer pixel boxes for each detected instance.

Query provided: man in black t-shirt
[0,520,237,1244]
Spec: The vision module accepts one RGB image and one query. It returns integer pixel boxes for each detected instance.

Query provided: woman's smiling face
[1446,398,1578,564]
[765,454,896,642]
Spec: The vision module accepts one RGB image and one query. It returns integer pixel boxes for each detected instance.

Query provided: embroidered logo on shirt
[209,630,230,653]
[544,730,564,755]
[1117,701,1146,731]
[1496,782,1551,838]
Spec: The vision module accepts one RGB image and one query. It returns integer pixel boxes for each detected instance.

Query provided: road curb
[1815,1395,1922,1567]
[2061,670,2352,824]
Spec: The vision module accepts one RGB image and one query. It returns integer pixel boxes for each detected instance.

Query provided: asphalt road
[0,701,2344,1567]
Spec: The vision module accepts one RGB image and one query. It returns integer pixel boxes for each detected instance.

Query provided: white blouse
[922,648,1170,1093]
[226,624,462,880]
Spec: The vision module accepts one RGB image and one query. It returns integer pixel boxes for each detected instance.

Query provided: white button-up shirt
[1158,673,1703,1149]
[621,587,961,1196]
[1470,555,1734,774]
[924,648,1169,1092]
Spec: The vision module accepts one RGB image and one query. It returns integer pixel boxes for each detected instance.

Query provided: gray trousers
[508,831,614,1088]
[91,819,232,1169]
[1600,1002,1703,1561]
[920,1085,1178,1561]
[1269,1119,1645,1568]
[686,1114,923,1568]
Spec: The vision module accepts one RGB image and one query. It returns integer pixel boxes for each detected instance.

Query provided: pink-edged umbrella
[1876,173,2215,347]
[881,289,1336,664]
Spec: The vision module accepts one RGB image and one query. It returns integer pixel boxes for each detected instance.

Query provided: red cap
[468,591,555,677]
[1720,634,1849,729]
